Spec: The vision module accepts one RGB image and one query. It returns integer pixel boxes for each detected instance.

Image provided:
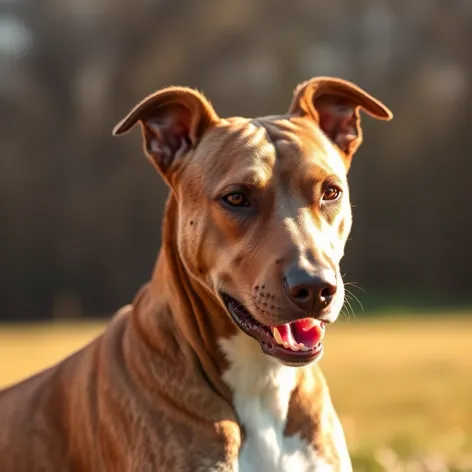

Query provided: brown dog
[0,77,391,471]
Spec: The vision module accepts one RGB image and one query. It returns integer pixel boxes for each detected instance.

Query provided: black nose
[283,266,337,313]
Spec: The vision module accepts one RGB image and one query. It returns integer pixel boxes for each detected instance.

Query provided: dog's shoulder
[0,347,90,470]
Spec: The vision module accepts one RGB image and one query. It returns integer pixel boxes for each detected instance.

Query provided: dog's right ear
[113,87,219,176]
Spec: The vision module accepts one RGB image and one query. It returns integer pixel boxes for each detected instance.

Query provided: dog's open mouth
[220,292,325,366]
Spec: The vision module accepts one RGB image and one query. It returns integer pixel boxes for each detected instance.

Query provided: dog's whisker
[342,297,356,320]
[345,289,364,313]
[347,302,356,321]
[348,293,364,312]
[340,300,353,321]
[340,309,352,323]
[343,282,365,293]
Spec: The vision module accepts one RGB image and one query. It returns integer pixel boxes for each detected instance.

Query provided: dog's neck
[132,194,237,401]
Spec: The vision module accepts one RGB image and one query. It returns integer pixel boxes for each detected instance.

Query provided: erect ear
[113,87,219,176]
[289,77,392,164]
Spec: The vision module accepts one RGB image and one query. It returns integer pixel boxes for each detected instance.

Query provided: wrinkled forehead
[190,116,347,191]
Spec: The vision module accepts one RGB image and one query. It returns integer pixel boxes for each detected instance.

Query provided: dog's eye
[323,186,342,201]
[223,193,250,207]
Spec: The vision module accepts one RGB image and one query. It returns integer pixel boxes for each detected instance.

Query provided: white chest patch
[219,332,331,472]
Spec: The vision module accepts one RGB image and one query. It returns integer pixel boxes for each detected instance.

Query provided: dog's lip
[219,291,324,366]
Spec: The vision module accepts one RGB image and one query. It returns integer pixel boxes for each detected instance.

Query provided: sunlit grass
[322,314,472,471]
[1,314,471,471]
[0,321,104,388]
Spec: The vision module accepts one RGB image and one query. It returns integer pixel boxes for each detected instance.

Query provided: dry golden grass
[322,315,472,470]
[1,314,471,471]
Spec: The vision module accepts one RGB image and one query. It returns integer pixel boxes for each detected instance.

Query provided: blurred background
[1,0,471,470]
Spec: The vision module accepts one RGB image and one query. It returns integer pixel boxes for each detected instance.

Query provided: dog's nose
[283,266,337,313]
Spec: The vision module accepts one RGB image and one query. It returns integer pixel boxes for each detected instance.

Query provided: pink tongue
[274,319,324,349]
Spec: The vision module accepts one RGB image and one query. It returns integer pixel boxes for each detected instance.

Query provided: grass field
[1,314,471,471]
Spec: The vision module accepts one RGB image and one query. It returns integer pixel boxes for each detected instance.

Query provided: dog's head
[114,77,392,366]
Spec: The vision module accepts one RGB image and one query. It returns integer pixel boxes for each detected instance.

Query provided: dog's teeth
[271,327,305,351]
[272,327,284,345]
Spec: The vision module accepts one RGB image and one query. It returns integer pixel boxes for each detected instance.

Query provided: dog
[0,77,391,471]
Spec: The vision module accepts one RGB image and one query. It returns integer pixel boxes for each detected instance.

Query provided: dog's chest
[219,334,330,472]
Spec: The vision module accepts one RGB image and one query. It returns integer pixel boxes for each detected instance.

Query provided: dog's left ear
[113,87,219,178]
[290,77,392,163]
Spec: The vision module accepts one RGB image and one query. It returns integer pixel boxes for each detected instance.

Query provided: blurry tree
[1,0,471,320]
